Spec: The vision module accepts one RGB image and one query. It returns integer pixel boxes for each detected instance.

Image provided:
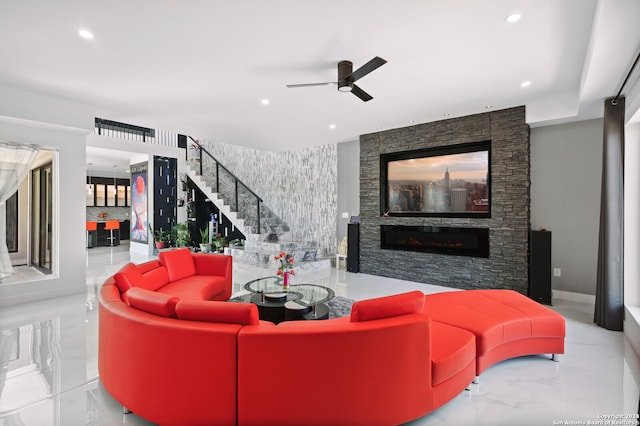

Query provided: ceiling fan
[286,56,387,102]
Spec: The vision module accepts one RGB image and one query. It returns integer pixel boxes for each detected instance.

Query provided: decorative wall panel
[201,141,338,255]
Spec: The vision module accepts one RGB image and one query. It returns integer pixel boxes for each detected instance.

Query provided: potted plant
[199,227,210,253]
[229,238,244,248]
[212,234,227,253]
[149,225,169,249]
[171,222,191,248]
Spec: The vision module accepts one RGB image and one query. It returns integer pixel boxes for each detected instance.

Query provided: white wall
[530,119,603,296]
[0,85,92,306]
[337,140,359,243]
[624,101,640,356]
[625,121,640,308]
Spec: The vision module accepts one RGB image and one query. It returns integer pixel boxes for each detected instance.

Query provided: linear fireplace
[380,225,490,258]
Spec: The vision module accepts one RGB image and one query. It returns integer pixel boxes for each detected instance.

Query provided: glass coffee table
[244,276,335,323]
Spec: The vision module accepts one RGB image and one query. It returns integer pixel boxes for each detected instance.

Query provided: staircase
[184,141,331,276]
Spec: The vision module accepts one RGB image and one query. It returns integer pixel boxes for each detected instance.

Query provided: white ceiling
[1,0,640,174]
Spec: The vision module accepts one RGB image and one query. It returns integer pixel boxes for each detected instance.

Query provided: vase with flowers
[274,251,295,291]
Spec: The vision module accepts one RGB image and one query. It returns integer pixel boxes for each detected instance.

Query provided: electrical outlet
[553,268,561,277]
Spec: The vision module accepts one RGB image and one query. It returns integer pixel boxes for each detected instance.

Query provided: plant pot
[155,241,166,250]
[200,243,211,253]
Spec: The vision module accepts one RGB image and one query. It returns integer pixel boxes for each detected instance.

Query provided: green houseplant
[199,227,210,253]
[171,222,191,248]
[212,235,227,253]
[149,225,169,249]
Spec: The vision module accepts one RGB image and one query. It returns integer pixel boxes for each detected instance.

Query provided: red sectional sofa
[98,251,566,425]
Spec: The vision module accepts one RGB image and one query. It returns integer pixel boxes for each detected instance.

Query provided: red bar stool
[86,221,97,248]
[104,220,120,246]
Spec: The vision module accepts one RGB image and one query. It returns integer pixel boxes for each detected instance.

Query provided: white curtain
[0,142,39,280]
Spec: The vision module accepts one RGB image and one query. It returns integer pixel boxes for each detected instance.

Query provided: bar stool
[86,221,97,248]
[104,220,120,246]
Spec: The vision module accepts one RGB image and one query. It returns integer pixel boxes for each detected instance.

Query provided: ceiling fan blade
[351,84,373,102]
[286,82,336,88]
[347,56,387,82]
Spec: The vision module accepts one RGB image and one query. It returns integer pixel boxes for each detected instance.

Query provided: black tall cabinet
[529,230,552,305]
[347,223,360,273]
[153,156,178,233]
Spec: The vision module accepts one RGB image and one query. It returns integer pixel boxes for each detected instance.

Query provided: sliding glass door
[31,162,52,274]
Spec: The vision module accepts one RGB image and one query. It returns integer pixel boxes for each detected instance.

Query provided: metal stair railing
[188,136,262,234]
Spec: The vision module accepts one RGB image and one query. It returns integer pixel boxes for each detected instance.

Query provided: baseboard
[624,306,640,359]
[552,289,596,304]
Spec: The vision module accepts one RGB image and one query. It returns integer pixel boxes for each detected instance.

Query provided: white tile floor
[0,243,639,425]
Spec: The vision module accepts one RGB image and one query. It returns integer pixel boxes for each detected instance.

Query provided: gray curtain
[594,97,624,331]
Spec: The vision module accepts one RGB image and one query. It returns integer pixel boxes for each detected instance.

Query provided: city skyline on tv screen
[387,150,489,214]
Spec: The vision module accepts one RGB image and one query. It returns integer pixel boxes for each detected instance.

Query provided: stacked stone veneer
[359,106,530,294]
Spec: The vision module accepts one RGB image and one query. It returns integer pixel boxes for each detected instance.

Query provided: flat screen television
[380,141,491,218]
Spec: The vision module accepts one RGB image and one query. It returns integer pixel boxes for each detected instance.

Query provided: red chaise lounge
[422,289,566,381]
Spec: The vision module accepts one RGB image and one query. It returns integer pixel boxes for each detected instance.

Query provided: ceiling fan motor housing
[338,60,353,92]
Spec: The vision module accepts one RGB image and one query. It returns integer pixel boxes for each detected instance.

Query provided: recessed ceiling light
[443,113,451,117]
[408,120,415,124]
[521,81,531,87]
[78,29,94,40]
[485,105,493,109]
[261,99,270,105]
[329,124,336,129]
[506,13,521,23]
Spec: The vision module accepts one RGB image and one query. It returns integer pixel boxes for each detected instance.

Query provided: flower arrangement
[274,251,295,290]
[274,251,295,276]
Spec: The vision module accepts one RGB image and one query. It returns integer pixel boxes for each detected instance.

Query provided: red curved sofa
[98,251,476,425]
[98,249,565,425]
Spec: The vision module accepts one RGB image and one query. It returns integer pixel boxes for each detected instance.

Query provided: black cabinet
[347,223,360,273]
[529,230,552,305]
[120,220,130,241]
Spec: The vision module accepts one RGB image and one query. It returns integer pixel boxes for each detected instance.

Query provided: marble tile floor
[0,242,639,425]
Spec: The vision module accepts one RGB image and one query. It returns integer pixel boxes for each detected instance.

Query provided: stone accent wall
[359,106,530,293]
[200,140,337,255]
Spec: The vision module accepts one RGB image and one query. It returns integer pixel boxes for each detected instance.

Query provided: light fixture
[485,105,493,109]
[78,29,94,40]
[337,60,354,92]
[521,81,531,87]
[329,124,336,129]
[443,113,451,117]
[506,13,522,23]
[261,99,270,105]
[87,163,93,195]
[113,165,117,197]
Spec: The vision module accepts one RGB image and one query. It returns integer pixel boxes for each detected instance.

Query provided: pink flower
[288,258,295,264]
[289,270,295,275]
